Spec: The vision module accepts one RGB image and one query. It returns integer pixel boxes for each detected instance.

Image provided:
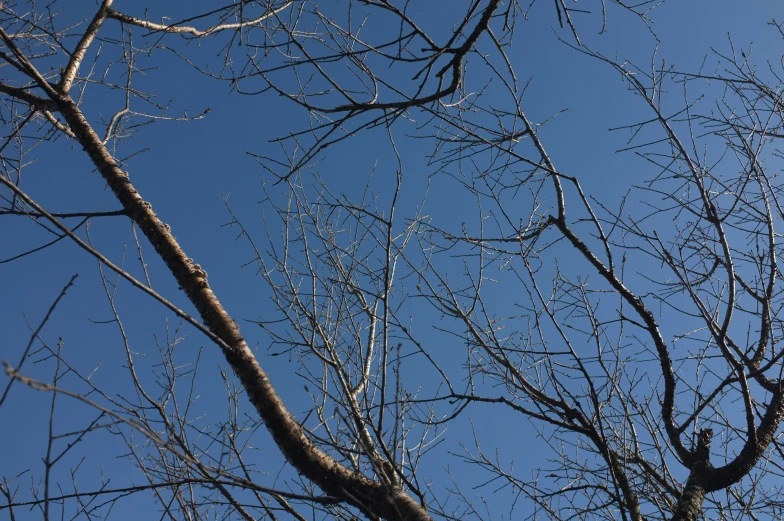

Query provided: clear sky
[2,1,783,520]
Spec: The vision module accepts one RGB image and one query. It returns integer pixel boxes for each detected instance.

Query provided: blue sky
[2,1,783,519]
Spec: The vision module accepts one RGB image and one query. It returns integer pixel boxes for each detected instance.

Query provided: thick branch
[0,83,59,111]
[59,0,113,93]
[49,86,431,521]
[551,216,691,465]
[706,388,784,492]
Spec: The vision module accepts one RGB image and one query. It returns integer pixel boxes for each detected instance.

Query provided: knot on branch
[693,428,713,467]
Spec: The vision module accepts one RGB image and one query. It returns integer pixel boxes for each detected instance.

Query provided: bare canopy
[2,2,784,521]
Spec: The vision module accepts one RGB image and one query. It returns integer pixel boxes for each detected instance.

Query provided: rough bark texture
[670,429,712,521]
[671,474,707,521]
[707,387,784,492]
[56,96,432,521]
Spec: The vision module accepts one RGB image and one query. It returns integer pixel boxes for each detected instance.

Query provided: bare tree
[2,2,784,521]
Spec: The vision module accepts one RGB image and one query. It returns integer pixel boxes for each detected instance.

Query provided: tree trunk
[670,428,712,521]
[670,473,707,521]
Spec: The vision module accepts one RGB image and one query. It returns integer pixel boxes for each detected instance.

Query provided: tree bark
[670,473,707,521]
[670,428,712,521]
[54,95,432,521]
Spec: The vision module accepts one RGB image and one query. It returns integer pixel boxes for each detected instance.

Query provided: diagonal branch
[0,11,434,519]
[106,1,294,37]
